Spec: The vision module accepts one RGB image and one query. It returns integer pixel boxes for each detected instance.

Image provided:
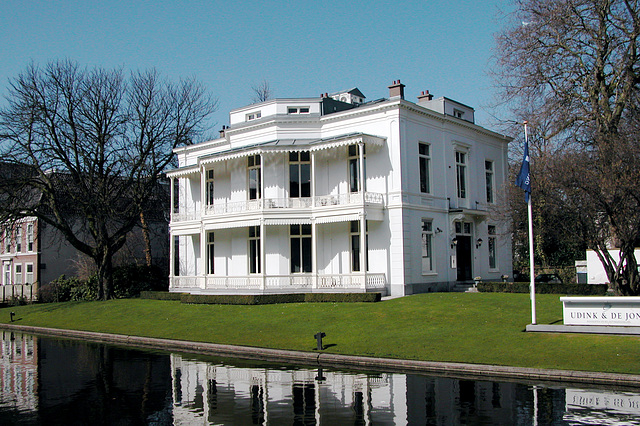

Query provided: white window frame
[206,232,215,275]
[247,155,261,200]
[290,224,312,273]
[27,224,34,252]
[419,142,431,194]
[422,219,435,274]
[349,221,368,272]
[248,226,261,274]
[287,106,310,114]
[3,263,10,286]
[455,151,467,199]
[246,111,262,121]
[25,263,34,285]
[15,226,22,253]
[14,264,22,285]
[205,169,214,206]
[488,225,498,270]
[485,160,495,204]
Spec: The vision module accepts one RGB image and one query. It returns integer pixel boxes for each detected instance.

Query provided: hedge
[477,282,608,295]
[141,292,381,305]
[140,291,185,301]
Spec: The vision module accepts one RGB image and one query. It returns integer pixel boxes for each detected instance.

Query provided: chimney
[417,90,434,102]
[219,125,227,138]
[388,79,405,100]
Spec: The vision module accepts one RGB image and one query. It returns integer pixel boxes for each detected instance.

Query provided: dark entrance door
[456,235,472,281]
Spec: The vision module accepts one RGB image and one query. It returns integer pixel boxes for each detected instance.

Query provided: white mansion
[168,81,512,297]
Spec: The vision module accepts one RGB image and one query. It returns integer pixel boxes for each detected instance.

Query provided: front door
[456,235,472,281]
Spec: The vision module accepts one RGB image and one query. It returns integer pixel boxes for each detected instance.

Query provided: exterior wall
[585,249,640,284]
[168,88,512,297]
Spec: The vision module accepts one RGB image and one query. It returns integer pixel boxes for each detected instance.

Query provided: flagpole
[524,121,536,325]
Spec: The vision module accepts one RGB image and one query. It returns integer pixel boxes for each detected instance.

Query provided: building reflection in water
[1,332,640,424]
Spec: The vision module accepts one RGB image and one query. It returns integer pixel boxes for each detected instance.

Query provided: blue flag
[515,139,531,202]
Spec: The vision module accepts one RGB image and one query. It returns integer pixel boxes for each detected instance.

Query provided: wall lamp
[476,238,483,248]
[451,237,457,249]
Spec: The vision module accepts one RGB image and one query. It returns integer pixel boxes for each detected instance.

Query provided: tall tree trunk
[96,250,114,300]
[140,210,152,267]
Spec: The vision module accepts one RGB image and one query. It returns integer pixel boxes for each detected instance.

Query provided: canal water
[0,331,639,425]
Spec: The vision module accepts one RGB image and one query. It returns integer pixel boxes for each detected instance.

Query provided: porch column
[169,176,175,221]
[358,141,365,200]
[360,213,367,290]
[311,151,316,206]
[199,227,206,289]
[200,164,206,217]
[260,153,265,210]
[260,219,266,290]
[169,176,175,282]
[312,219,317,289]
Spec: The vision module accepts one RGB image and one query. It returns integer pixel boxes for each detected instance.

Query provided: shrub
[477,282,608,295]
[38,275,99,303]
[140,291,184,301]
[179,292,381,305]
[112,264,168,299]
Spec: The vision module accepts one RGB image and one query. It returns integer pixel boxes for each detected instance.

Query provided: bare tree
[251,79,272,103]
[0,60,217,299]
[495,0,640,294]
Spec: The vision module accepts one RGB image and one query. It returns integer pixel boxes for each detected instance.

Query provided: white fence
[172,273,386,293]
[175,192,384,222]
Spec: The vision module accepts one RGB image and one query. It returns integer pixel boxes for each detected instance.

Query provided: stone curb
[3,323,640,389]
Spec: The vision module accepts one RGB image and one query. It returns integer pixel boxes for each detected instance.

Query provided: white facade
[168,81,512,297]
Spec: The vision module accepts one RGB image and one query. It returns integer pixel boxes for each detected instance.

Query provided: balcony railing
[171,273,386,293]
[175,192,384,222]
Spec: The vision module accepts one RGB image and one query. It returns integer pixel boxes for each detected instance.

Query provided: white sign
[561,297,640,327]
[566,389,640,415]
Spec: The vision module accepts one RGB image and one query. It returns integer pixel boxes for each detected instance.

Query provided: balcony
[172,192,385,223]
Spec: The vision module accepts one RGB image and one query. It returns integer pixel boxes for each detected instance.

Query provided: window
[3,231,9,253]
[422,220,434,273]
[287,107,310,114]
[290,224,312,273]
[173,236,180,276]
[15,227,22,253]
[15,264,22,285]
[455,151,467,199]
[249,226,261,274]
[348,144,365,193]
[206,232,215,274]
[488,225,497,269]
[419,143,431,193]
[453,109,464,119]
[3,263,10,286]
[485,160,494,204]
[289,151,311,198]
[27,224,34,252]
[25,264,33,285]
[350,221,368,272]
[247,155,261,200]
[205,169,214,206]
[455,221,472,235]
[246,111,261,121]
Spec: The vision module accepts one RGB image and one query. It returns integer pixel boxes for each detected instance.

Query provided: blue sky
[1,0,514,134]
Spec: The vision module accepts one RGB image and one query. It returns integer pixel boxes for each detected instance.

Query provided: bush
[140,291,184,301]
[38,275,99,303]
[179,292,382,305]
[477,281,608,295]
[112,264,168,299]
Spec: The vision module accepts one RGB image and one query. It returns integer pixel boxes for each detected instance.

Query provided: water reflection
[0,331,639,425]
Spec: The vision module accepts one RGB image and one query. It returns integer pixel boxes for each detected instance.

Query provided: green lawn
[1,292,638,374]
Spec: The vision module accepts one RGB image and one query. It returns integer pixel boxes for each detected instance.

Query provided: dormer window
[453,109,464,119]
[288,107,310,114]
[246,111,261,121]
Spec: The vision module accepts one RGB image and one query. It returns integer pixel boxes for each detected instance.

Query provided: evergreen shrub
[477,282,608,295]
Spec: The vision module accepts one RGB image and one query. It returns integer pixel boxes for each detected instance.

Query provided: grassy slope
[1,292,638,374]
